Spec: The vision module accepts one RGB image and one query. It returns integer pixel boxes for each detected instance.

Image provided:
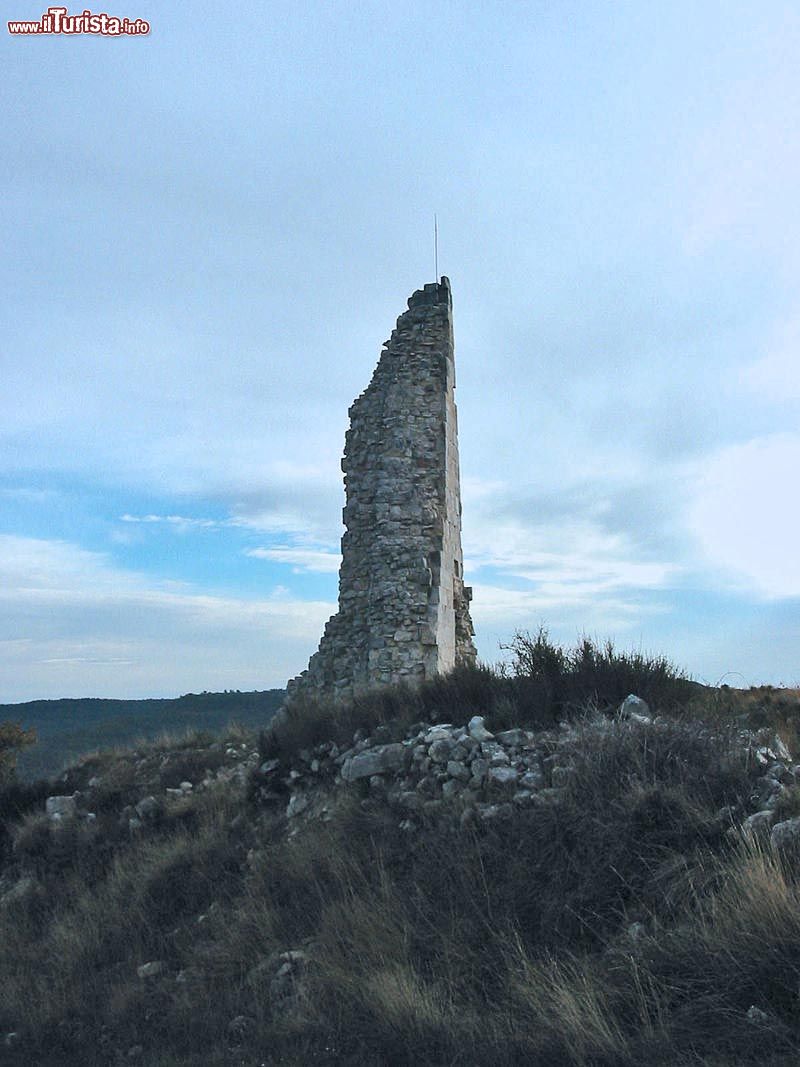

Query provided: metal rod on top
[434,213,439,282]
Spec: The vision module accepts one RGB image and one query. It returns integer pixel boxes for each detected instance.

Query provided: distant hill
[0,689,285,781]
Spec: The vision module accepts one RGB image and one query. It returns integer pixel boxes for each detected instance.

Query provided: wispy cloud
[121,514,222,528]
[686,433,800,599]
[463,479,682,615]
[0,535,333,702]
[245,546,342,573]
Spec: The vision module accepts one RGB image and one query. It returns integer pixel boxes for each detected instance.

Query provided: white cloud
[120,514,221,529]
[246,546,342,573]
[687,433,800,598]
[464,493,679,604]
[459,485,682,666]
[0,535,333,702]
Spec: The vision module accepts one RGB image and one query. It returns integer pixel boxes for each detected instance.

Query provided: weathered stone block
[46,795,77,821]
[341,743,406,781]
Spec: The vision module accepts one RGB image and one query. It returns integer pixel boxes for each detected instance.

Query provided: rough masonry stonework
[286,276,476,704]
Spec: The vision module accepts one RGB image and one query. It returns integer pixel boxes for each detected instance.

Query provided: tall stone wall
[286,276,476,704]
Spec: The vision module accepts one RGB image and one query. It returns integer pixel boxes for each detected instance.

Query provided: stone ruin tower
[286,276,476,705]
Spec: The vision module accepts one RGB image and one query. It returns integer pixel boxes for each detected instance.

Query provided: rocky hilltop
[2,637,800,1065]
[253,697,799,840]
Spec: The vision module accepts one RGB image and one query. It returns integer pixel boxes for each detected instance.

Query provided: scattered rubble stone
[135,796,161,821]
[488,766,518,789]
[770,817,800,852]
[618,694,652,724]
[46,795,77,821]
[468,715,494,741]
[251,696,784,839]
[742,810,774,838]
[341,743,406,781]
[286,794,310,819]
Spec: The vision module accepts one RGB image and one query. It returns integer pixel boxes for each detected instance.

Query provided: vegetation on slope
[1,632,799,1065]
[1,689,285,782]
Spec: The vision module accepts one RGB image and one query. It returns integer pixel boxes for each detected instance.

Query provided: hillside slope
[2,636,800,1065]
[0,690,285,782]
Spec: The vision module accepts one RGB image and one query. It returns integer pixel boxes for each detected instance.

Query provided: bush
[0,777,49,862]
[0,721,36,783]
[504,627,697,721]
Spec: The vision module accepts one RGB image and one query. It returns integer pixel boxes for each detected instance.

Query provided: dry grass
[2,643,800,1064]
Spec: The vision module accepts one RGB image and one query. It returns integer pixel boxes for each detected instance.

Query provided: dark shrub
[505,627,696,720]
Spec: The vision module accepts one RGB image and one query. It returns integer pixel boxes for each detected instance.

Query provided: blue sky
[2,1,799,701]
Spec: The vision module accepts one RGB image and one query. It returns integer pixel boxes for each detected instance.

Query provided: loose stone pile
[252,701,620,826]
[249,698,800,838]
[34,698,800,850]
[738,732,800,851]
[39,739,261,834]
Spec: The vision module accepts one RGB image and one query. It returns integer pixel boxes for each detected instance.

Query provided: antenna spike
[434,213,439,282]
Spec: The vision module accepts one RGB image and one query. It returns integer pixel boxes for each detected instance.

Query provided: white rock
[424,725,455,743]
[135,796,160,820]
[137,960,165,979]
[468,716,494,742]
[488,766,518,788]
[286,794,310,818]
[489,750,510,767]
[771,816,800,851]
[279,949,309,966]
[519,770,544,790]
[446,760,470,782]
[772,735,792,762]
[46,795,77,820]
[428,739,456,763]
[618,694,652,724]
[742,810,774,838]
[341,743,405,781]
[496,729,525,746]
